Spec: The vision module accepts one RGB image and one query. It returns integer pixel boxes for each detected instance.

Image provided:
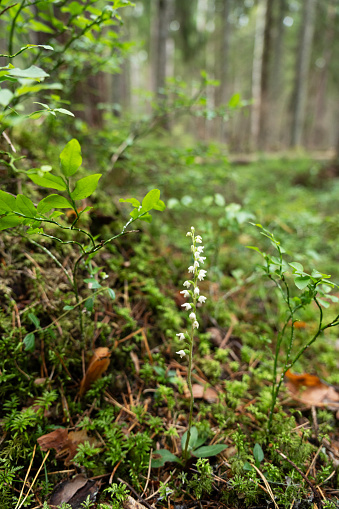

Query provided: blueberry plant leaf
[0,190,16,212]
[28,173,67,191]
[15,195,36,217]
[294,276,311,290]
[0,214,24,230]
[59,138,82,177]
[70,174,102,200]
[119,198,140,207]
[37,195,72,214]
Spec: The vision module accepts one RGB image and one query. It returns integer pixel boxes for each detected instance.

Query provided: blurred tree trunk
[216,0,232,143]
[153,0,170,97]
[250,0,266,150]
[258,0,274,149]
[311,0,336,147]
[269,0,287,147]
[290,0,317,147]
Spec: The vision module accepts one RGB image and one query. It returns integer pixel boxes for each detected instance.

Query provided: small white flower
[180,290,190,298]
[198,269,207,281]
[176,349,186,358]
[183,281,191,288]
[189,312,196,321]
[191,226,195,231]
[195,235,202,243]
[193,260,199,269]
[194,287,200,296]
[186,231,192,237]
[176,333,185,341]
[188,265,195,273]
[181,303,192,310]
[193,320,199,329]
[198,256,206,264]
[196,246,204,254]
[198,295,207,304]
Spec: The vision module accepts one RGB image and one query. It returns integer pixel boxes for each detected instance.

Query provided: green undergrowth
[1,135,339,508]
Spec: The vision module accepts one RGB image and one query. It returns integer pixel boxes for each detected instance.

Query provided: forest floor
[2,145,339,509]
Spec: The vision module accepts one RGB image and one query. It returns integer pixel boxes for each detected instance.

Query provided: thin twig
[276,449,322,508]
[117,478,154,509]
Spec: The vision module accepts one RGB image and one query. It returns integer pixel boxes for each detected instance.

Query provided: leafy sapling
[248,224,339,433]
[0,139,165,340]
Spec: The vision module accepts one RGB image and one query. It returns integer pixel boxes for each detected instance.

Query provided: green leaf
[0,89,13,107]
[63,305,75,311]
[28,173,67,191]
[181,426,198,451]
[28,313,40,328]
[294,276,311,290]
[107,288,116,300]
[139,213,152,223]
[253,443,264,464]
[215,193,225,207]
[317,298,330,308]
[59,139,82,177]
[15,195,36,217]
[141,189,160,211]
[8,66,49,80]
[119,197,141,207]
[152,199,166,211]
[84,298,94,312]
[192,444,228,458]
[37,195,72,214]
[0,190,16,212]
[84,278,102,289]
[151,449,181,468]
[54,108,74,117]
[0,214,24,230]
[243,462,253,471]
[289,262,304,274]
[29,20,54,34]
[23,333,35,352]
[70,174,101,200]
[228,92,241,108]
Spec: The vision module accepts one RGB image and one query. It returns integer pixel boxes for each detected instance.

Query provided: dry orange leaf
[285,369,339,410]
[79,347,111,397]
[285,369,323,387]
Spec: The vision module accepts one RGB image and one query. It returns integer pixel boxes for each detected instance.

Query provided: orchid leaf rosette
[176,226,207,459]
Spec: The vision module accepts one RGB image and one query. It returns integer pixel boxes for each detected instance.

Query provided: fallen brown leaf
[37,428,68,452]
[79,347,111,397]
[49,474,87,506]
[184,383,218,403]
[38,428,99,465]
[285,369,339,410]
[48,475,100,508]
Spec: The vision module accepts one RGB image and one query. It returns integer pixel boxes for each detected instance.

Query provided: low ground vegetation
[1,132,339,508]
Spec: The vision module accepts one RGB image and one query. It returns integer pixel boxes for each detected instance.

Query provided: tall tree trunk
[269,0,287,147]
[216,0,232,143]
[153,0,169,97]
[258,0,274,149]
[250,0,267,150]
[290,0,317,147]
[311,0,336,148]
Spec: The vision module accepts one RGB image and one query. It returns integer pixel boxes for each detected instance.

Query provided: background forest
[2,1,339,509]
